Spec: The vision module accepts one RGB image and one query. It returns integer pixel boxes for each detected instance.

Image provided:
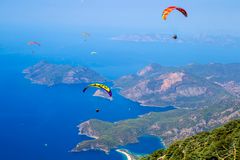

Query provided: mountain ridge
[72,63,240,154]
[114,63,240,108]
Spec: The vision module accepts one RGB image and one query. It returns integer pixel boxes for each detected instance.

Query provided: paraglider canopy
[81,32,91,41]
[28,41,41,46]
[83,83,112,97]
[162,6,188,20]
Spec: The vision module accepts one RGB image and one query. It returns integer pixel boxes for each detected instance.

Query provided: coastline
[116,91,175,108]
[116,149,134,160]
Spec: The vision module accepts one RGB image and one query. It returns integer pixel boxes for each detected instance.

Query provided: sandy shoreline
[116,149,133,160]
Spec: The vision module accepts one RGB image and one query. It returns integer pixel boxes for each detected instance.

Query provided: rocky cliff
[115,63,240,108]
[73,63,240,153]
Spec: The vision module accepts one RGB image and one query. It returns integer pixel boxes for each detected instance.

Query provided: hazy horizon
[1,0,240,34]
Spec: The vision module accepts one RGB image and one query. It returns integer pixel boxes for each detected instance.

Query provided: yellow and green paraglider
[83,83,112,97]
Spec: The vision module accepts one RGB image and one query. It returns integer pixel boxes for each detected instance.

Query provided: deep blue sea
[0,54,172,160]
[0,31,240,160]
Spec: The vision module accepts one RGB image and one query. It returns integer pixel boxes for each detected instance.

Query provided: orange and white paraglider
[162,6,188,20]
[162,6,188,40]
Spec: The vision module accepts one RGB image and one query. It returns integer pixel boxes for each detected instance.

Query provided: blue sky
[1,0,240,34]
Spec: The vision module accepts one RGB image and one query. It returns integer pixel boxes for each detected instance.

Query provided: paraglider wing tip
[108,91,113,97]
[83,87,87,93]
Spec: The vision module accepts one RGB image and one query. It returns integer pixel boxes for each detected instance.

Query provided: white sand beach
[116,149,133,160]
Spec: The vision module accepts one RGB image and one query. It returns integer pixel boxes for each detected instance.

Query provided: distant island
[110,34,179,43]
[110,34,239,46]
[23,61,107,86]
[72,63,240,154]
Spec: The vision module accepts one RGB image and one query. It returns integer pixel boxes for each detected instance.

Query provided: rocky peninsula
[23,61,106,86]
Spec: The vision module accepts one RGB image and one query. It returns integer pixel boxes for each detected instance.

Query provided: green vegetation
[114,63,240,108]
[71,63,240,154]
[73,99,240,153]
[140,119,240,160]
